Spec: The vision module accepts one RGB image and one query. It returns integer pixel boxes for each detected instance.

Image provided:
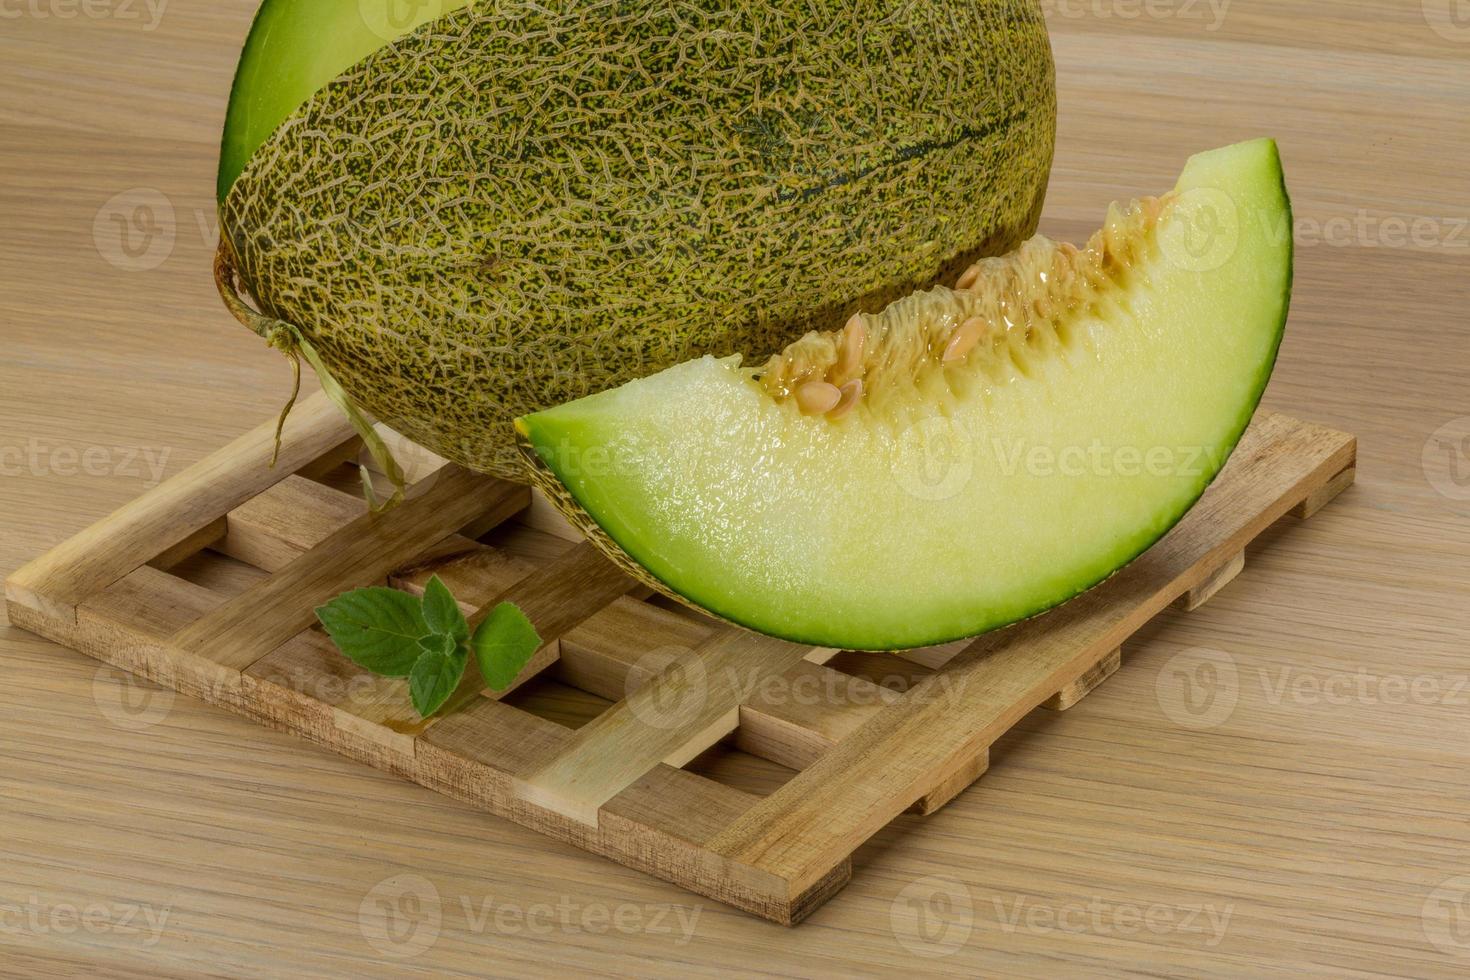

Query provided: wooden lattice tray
[5,392,1356,924]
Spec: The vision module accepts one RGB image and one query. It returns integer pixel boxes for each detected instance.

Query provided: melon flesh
[524,139,1291,650]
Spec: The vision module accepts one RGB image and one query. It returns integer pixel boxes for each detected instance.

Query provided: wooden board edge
[5,576,75,625]
[415,731,820,925]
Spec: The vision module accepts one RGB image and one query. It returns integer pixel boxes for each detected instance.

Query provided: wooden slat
[1042,646,1122,711]
[166,549,271,596]
[423,698,756,836]
[389,537,535,609]
[737,660,900,768]
[557,598,710,696]
[1292,463,1357,519]
[167,466,523,672]
[3,391,356,624]
[909,748,990,817]
[246,630,423,756]
[561,600,899,770]
[515,631,828,826]
[220,474,531,573]
[417,697,851,924]
[703,414,1358,895]
[447,569,960,808]
[220,475,366,571]
[9,564,237,710]
[1179,550,1246,612]
[295,435,366,482]
[147,517,228,572]
[892,639,972,671]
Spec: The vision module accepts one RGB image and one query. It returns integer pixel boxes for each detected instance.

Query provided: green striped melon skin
[220,1,1055,478]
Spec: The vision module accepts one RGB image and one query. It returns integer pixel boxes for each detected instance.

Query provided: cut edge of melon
[522,139,1291,650]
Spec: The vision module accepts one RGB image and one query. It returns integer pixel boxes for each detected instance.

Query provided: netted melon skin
[221,0,1055,479]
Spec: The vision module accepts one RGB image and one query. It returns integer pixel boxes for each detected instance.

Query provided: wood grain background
[2,1,1468,975]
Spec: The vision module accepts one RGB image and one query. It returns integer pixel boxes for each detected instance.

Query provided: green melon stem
[213,239,406,511]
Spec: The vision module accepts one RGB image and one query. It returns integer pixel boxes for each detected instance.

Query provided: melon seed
[831,315,868,385]
[828,379,864,420]
[796,381,843,415]
[944,317,988,362]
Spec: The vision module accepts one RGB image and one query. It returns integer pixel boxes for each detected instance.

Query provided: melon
[215,0,1056,480]
[516,139,1292,650]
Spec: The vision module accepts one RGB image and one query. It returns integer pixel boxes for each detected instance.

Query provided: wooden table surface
[3,2,1468,975]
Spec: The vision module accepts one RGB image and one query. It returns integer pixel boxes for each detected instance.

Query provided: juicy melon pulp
[517,140,1291,650]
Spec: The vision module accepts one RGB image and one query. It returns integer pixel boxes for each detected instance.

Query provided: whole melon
[217,0,1055,479]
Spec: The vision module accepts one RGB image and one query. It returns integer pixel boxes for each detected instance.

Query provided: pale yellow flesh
[521,140,1290,649]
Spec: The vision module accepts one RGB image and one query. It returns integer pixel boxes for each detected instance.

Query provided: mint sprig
[316,575,542,718]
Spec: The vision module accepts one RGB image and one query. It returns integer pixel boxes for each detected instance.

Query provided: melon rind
[517,140,1293,651]
[219,0,1056,479]
[218,0,475,201]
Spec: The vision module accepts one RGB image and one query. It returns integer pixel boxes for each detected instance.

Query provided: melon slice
[516,140,1291,650]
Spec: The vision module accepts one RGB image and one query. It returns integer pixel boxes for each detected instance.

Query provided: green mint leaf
[418,632,460,659]
[409,648,468,718]
[472,602,542,691]
[315,588,430,677]
[421,574,469,644]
